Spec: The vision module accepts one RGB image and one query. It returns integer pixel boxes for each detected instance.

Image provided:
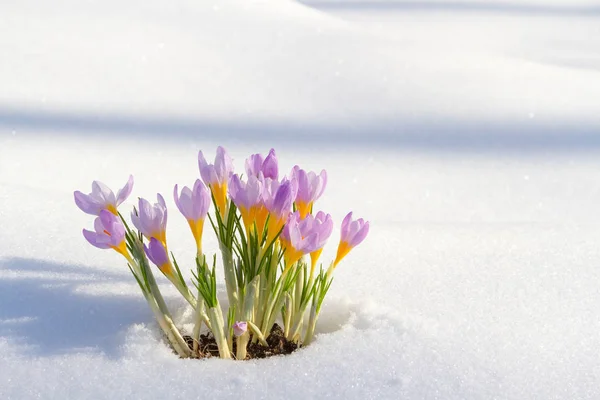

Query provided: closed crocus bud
[233,321,248,337]
[333,212,369,267]
[74,175,134,216]
[264,178,298,244]
[198,146,233,218]
[229,174,263,236]
[174,180,210,254]
[131,194,168,244]
[82,210,128,257]
[245,149,278,180]
[144,238,174,277]
[291,166,327,219]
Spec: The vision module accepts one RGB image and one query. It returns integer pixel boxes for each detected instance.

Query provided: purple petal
[74,191,102,215]
[245,153,264,178]
[145,238,169,267]
[262,149,278,180]
[92,180,116,204]
[215,146,233,183]
[233,321,248,337]
[82,229,111,249]
[351,221,370,247]
[198,150,210,184]
[341,212,353,238]
[116,175,134,206]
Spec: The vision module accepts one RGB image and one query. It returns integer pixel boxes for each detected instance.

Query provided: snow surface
[1,0,600,399]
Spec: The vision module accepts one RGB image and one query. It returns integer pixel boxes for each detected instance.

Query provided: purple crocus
[174,180,211,253]
[291,166,327,219]
[229,174,263,236]
[74,175,134,216]
[245,149,278,180]
[280,211,321,268]
[198,146,234,217]
[82,210,128,257]
[302,211,334,271]
[144,237,174,276]
[131,194,168,244]
[264,178,298,244]
[333,212,370,267]
[233,321,248,337]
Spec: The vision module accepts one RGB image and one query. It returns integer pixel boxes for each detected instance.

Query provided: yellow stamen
[111,241,129,258]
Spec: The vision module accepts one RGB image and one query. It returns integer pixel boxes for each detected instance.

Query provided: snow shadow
[2,106,600,152]
[0,257,150,357]
[302,1,600,17]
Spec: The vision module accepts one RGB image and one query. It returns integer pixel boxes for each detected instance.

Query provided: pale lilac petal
[116,175,134,206]
[82,229,111,249]
[74,191,102,215]
[193,179,211,218]
[351,222,369,246]
[215,146,233,182]
[341,212,353,237]
[198,150,210,184]
[262,149,278,180]
[92,180,116,204]
[245,153,264,178]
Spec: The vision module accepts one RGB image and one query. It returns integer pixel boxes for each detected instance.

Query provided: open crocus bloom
[245,149,278,180]
[333,212,370,267]
[74,175,134,216]
[198,146,234,218]
[174,180,211,253]
[280,211,323,268]
[229,174,263,237]
[291,167,327,219]
[82,210,128,257]
[131,194,168,245]
[305,211,334,272]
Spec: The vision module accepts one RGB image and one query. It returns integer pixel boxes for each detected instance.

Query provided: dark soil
[183,323,299,360]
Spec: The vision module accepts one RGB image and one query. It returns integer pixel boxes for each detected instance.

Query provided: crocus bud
[174,179,210,253]
[245,149,278,180]
[229,174,263,236]
[144,238,174,276]
[198,146,233,218]
[131,194,168,244]
[333,212,369,267]
[290,166,327,219]
[74,175,134,216]
[233,321,248,337]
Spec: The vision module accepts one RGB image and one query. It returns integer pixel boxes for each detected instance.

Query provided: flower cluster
[75,147,369,359]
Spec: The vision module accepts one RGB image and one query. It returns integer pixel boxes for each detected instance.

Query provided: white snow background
[1,0,600,398]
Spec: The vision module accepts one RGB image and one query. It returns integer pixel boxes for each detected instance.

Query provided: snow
[1,0,600,398]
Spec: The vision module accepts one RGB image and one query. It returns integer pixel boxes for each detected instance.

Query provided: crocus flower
[229,174,263,237]
[82,210,128,257]
[144,237,174,277]
[333,212,370,267]
[198,146,233,218]
[245,149,278,180]
[304,211,334,273]
[280,211,320,268]
[74,175,134,216]
[233,321,248,337]
[291,167,327,219]
[131,194,168,245]
[264,178,298,244]
[174,180,211,254]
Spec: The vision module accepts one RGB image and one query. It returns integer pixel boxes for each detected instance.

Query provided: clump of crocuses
[75,147,369,359]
